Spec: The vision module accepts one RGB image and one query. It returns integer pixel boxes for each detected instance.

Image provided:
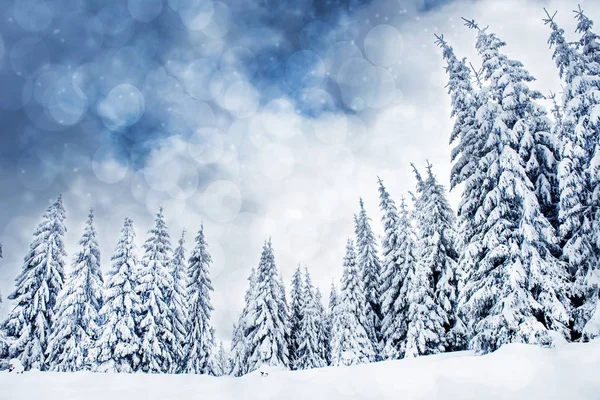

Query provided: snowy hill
[2,340,600,400]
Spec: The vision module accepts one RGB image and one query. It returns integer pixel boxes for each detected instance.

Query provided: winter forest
[1,0,600,388]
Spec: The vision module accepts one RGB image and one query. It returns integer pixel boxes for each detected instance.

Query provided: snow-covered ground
[2,340,599,400]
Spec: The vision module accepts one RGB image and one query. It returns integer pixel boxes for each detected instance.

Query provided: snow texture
[2,340,599,400]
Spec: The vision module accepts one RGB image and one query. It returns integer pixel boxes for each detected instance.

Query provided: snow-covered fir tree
[95,217,143,373]
[458,22,570,353]
[210,341,230,376]
[354,199,382,356]
[4,196,67,370]
[545,7,600,340]
[331,239,374,366]
[231,268,256,376]
[136,207,174,373]
[245,239,290,371]
[412,164,466,352]
[46,210,104,371]
[294,269,327,370]
[276,270,292,357]
[167,231,189,373]
[289,264,304,369]
[435,34,488,328]
[314,288,329,365]
[184,224,215,374]
[575,7,600,341]
[377,179,413,359]
[324,281,338,365]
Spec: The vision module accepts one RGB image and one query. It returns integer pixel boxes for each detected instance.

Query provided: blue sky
[0,0,591,341]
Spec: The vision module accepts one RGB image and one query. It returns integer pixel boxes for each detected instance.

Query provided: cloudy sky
[0,0,596,343]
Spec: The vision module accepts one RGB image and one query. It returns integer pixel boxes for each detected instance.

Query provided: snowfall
[2,340,599,400]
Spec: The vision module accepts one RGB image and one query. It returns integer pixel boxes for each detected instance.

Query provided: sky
[0,0,597,343]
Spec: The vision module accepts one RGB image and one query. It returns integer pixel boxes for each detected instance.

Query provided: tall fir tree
[576,7,600,340]
[231,268,256,376]
[46,210,104,371]
[288,264,304,369]
[136,207,174,373]
[294,269,327,370]
[331,239,374,366]
[95,218,143,373]
[435,33,485,245]
[354,199,382,356]
[458,22,570,353]
[377,179,414,359]
[168,231,189,373]
[184,224,215,374]
[245,239,290,371]
[545,8,600,340]
[412,164,466,352]
[4,196,67,370]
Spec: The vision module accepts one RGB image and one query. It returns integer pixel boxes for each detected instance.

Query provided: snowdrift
[2,340,599,400]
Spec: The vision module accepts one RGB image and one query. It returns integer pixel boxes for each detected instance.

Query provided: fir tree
[354,199,382,355]
[314,288,329,365]
[435,33,485,241]
[211,341,230,376]
[412,164,465,352]
[294,269,327,370]
[545,7,600,340]
[231,268,256,377]
[168,231,189,373]
[95,218,143,373]
[576,7,600,341]
[4,196,67,370]
[47,210,104,371]
[331,239,374,366]
[289,264,304,369]
[137,207,174,373]
[377,179,413,359]
[184,224,215,374]
[245,240,290,371]
[458,22,570,353]
[325,281,338,365]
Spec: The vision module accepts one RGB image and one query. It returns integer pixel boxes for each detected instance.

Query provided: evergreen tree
[137,207,174,373]
[324,281,338,365]
[545,8,600,340]
[184,224,215,374]
[205,327,218,376]
[314,288,329,365]
[46,210,104,371]
[412,164,466,352]
[435,33,485,241]
[377,179,413,359]
[576,7,600,341]
[246,239,290,371]
[211,341,230,376]
[331,240,374,366]
[95,217,143,373]
[354,199,382,355]
[288,264,304,369]
[231,268,256,376]
[167,231,189,373]
[4,196,67,370]
[294,269,326,370]
[458,22,570,353]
